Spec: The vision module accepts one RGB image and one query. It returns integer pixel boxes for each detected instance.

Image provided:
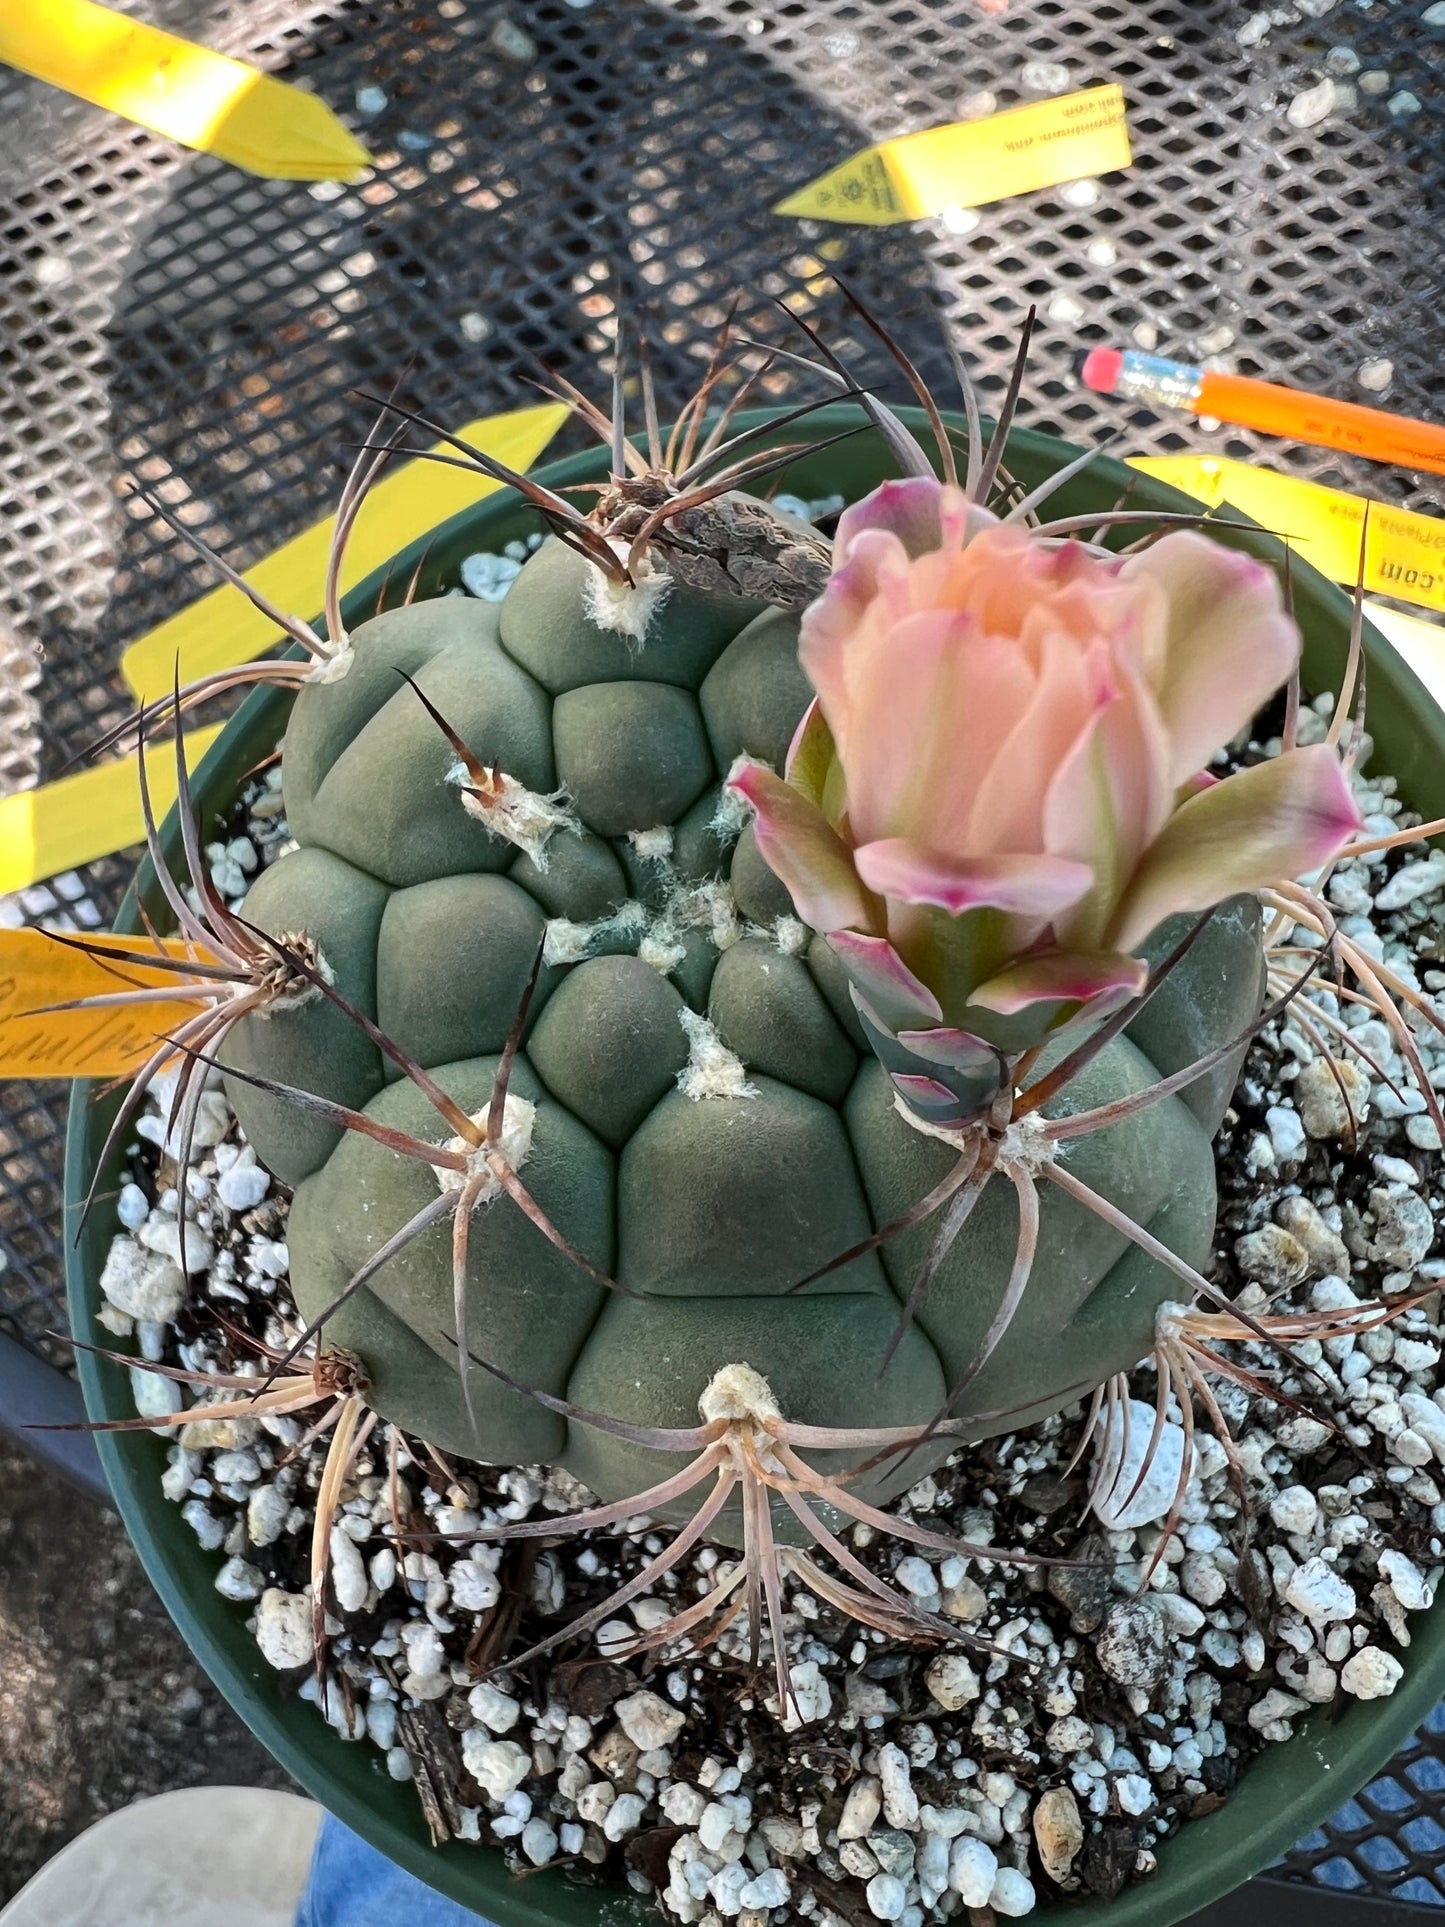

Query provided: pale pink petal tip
[854,839,1094,918]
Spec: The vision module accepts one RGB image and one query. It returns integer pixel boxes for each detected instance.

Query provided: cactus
[213,526,1260,1521]
[71,310,1377,1667]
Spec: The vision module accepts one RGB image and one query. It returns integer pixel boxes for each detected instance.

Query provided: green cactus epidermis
[222,536,1263,1522]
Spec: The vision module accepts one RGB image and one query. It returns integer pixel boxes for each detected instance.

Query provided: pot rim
[65,404,1445,1925]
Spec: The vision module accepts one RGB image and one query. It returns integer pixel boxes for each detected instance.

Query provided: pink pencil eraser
[1081,347,1124,395]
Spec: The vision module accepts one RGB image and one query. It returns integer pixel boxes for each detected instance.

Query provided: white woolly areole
[889,1101,1055,1164]
[674,878,741,951]
[583,541,673,642]
[543,919,594,966]
[677,1007,757,1101]
[1154,1299,1193,1344]
[639,930,688,975]
[714,757,764,834]
[544,899,650,967]
[773,916,809,956]
[436,1094,537,1200]
[698,1362,781,1426]
[629,825,675,863]
[258,932,333,1015]
[451,766,575,867]
[995,1112,1055,1175]
[307,644,354,686]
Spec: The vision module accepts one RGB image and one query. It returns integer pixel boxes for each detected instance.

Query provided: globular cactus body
[224,533,1263,1519]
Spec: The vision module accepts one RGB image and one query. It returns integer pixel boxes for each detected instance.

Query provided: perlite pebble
[1340,1647,1404,1698]
[1091,1396,1190,1529]
[1378,1548,1431,1611]
[247,1484,290,1548]
[130,1365,182,1421]
[870,1830,915,1877]
[698,1802,736,1852]
[469,1680,522,1733]
[1277,1197,1351,1279]
[1376,855,1445,910]
[1265,1105,1307,1164]
[254,1588,312,1669]
[1235,1226,1310,1291]
[462,1736,531,1799]
[921,1806,972,1839]
[1020,59,1071,92]
[1115,1774,1154,1817]
[117,1182,150,1229]
[1032,1786,1083,1882]
[1286,79,1338,128]
[878,1743,920,1827]
[780,1660,831,1727]
[839,1776,882,1839]
[739,1871,790,1910]
[1269,1486,1321,1537]
[894,1556,939,1599]
[329,1527,369,1612]
[1296,1057,1370,1138]
[615,1689,686,1751]
[216,1150,270,1213]
[1095,1599,1168,1688]
[925,1653,980,1710]
[949,1837,998,1905]
[865,1873,907,1920]
[100,1237,186,1322]
[664,1783,707,1828]
[1284,1557,1357,1625]
[521,1818,558,1866]
[1369,1189,1435,1269]
[602,1792,646,1841]
[990,1868,1037,1917]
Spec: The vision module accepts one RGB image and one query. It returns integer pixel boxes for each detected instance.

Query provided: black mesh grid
[2,0,1444,1896]
[1278,1701,1445,1901]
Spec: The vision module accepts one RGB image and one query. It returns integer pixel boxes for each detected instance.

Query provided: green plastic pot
[66,408,1445,1924]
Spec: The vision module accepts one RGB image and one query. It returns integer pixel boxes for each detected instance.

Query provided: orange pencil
[1082,346,1445,477]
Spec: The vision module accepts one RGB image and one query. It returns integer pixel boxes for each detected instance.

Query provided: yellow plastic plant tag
[1132,455,1445,617]
[773,86,1131,224]
[0,0,372,180]
[0,928,214,1078]
[121,402,569,704]
[0,725,223,900]
[1356,602,1445,713]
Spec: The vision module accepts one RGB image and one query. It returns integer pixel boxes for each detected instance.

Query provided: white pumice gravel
[102,714,1445,1921]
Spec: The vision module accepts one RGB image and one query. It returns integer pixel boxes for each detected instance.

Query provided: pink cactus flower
[729,475,1360,1083]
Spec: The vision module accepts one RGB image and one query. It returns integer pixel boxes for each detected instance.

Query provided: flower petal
[1121,532,1301,788]
[895,1024,1007,1070]
[968,950,1150,1016]
[890,1071,969,1110]
[1108,743,1362,953]
[726,763,877,934]
[828,932,943,1030]
[798,525,911,741]
[833,474,949,566]
[833,476,990,566]
[854,838,1095,918]
[784,698,836,806]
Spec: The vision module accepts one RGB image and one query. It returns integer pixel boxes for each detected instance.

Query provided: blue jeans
[296,1815,497,1926]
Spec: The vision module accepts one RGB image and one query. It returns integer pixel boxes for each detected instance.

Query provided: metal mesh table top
[2,0,1444,1905]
